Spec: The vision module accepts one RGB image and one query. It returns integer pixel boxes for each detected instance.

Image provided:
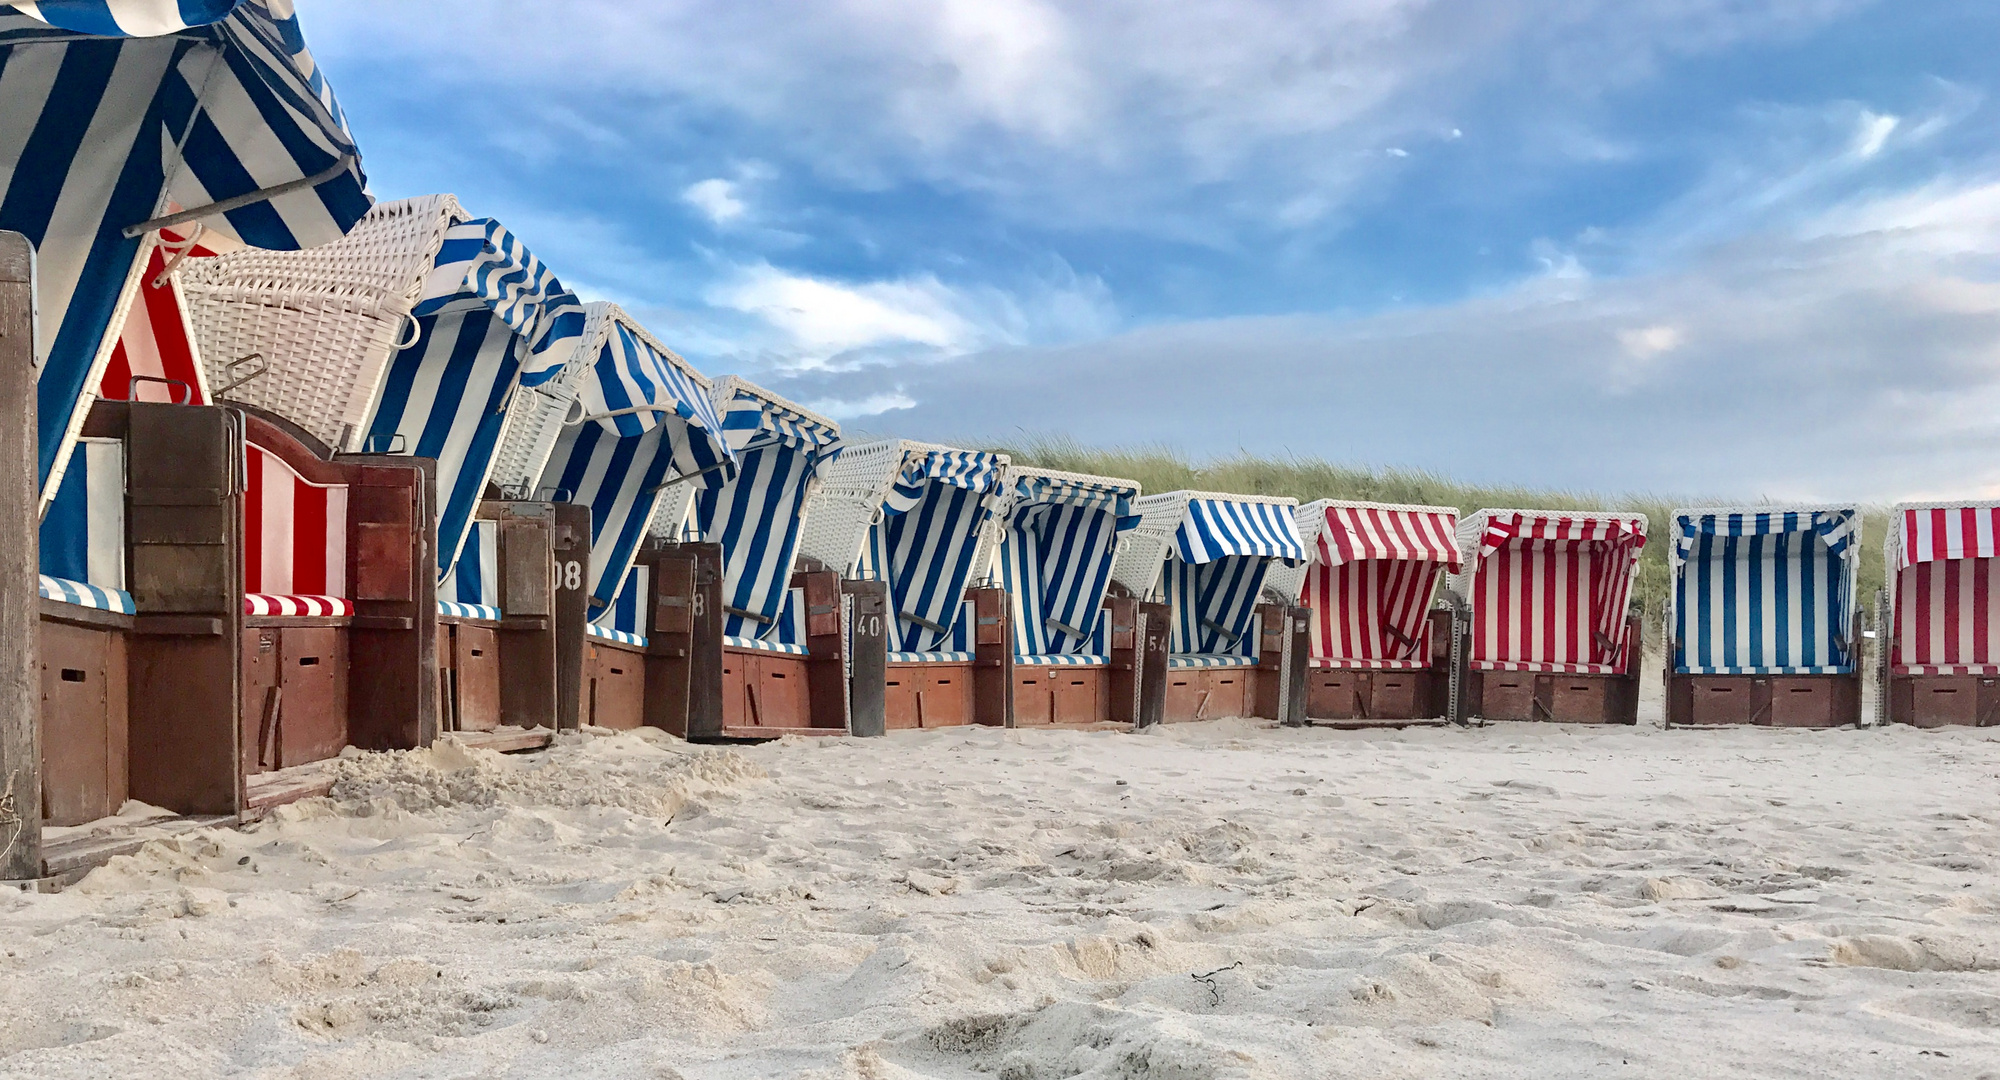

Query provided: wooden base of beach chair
[1468,670,1641,724]
[581,637,648,729]
[1012,666,1110,726]
[1305,668,1443,723]
[37,613,130,827]
[1160,667,1256,723]
[1886,674,2000,727]
[240,622,353,772]
[884,661,976,729]
[1668,672,1862,728]
[439,620,503,732]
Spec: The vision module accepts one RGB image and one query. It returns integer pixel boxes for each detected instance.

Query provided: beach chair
[176,194,588,748]
[1,2,370,515]
[1,2,372,883]
[1882,502,2000,726]
[1262,500,1460,725]
[1107,491,1309,725]
[627,378,849,738]
[1659,507,1863,727]
[1446,510,1646,724]
[991,466,1145,726]
[483,302,736,731]
[795,441,1011,733]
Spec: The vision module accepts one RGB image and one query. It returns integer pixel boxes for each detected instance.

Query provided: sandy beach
[4,715,1998,1079]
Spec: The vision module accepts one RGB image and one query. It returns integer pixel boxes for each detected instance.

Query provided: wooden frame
[1302,609,1454,726]
[1666,614,1862,728]
[435,500,572,751]
[1461,613,1644,724]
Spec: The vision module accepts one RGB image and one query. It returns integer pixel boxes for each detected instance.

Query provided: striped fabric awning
[38,436,126,597]
[244,441,346,599]
[1173,498,1306,565]
[551,316,728,442]
[1885,502,2000,676]
[535,305,734,618]
[1456,509,1647,676]
[1894,505,2000,570]
[1670,507,1859,675]
[2,0,371,502]
[590,564,649,647]
[364,211,583,580]
[1317,503,1459,570]
[97,231,214,404]
[687,379,841,642]
[861,446,1006,653]
[884,448,1004,513]
[1000,469,1140,658]
[1300,500,1458,669]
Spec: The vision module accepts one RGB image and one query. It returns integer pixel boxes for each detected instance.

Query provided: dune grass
[989,435,1889,626]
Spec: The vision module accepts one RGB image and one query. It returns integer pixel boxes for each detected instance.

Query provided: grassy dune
[993,437,1890,627]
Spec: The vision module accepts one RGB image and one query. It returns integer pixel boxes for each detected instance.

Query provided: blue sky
[306,0,2000,500]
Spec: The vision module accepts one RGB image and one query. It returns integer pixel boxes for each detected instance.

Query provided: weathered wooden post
[1,231,40,881]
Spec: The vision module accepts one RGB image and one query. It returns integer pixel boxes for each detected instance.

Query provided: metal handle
[216,353,266,397]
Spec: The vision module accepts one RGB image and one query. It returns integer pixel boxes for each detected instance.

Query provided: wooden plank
[454,726,553,754]
[39,814,232,884]
[242,760,338,810]
[1,231,41,881]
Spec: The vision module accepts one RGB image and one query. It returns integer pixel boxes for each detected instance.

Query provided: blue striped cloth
[365,218,583,579]
[587,564,649,648]
[690,383,841,645]
[2,1,370,500]
[724,636,810,655]
[537,307,735,620]
[858,447,1005,654]
[1167,654,1260,669]
[438,520,500,620]
[1017,653,1109,666]
[40,574,135,615]
[39,436,125,597]
[1174,499,1306,564]
[1000,472,1138,663]
[1672,508,1860,674]
[888,651,975,663]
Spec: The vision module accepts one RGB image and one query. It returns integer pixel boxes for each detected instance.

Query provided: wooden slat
[1,231,38,881]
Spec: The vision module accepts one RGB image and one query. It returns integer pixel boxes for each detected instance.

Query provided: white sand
[3,718,1999,1078]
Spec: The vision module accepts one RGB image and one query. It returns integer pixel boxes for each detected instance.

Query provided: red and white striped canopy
[245,443,348,598]
[99,227,229,406]
[1316,503,1459,570]
[1896,505,2000,570]
[1475,511,1646,560]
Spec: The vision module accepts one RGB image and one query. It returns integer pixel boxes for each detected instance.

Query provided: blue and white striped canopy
[884,448,1003,513]
[2,0,370,500]
[859,445,1006,653]
[1173,498,1307,565]
[365,215,582,581]
[542,317,728,442]
[1001,472,1139,659]
[1165,555,1270,658]
[533,306,735,619]
[692,382,842,642]
[1671,508,1861,675]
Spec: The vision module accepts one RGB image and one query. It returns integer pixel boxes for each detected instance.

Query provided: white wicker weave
[794,439,1011,578]
[1108,490,1302,602]
[175,194,459,450]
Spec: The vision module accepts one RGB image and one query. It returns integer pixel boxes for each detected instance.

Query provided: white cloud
[682,178,747,224]
[1617,324,1682,360]
[764,176,2000,501]
[1850,110,1898,159]
[704,264,983,367]
[807,391,918,419]
[697,259,1116,372]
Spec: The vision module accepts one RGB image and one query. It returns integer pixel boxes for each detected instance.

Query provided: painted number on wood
[858,615,884,638]
[561,560,583,591]
[691,591,705,618]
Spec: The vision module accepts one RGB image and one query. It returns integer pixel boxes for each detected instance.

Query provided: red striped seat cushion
[244,594,353,617]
